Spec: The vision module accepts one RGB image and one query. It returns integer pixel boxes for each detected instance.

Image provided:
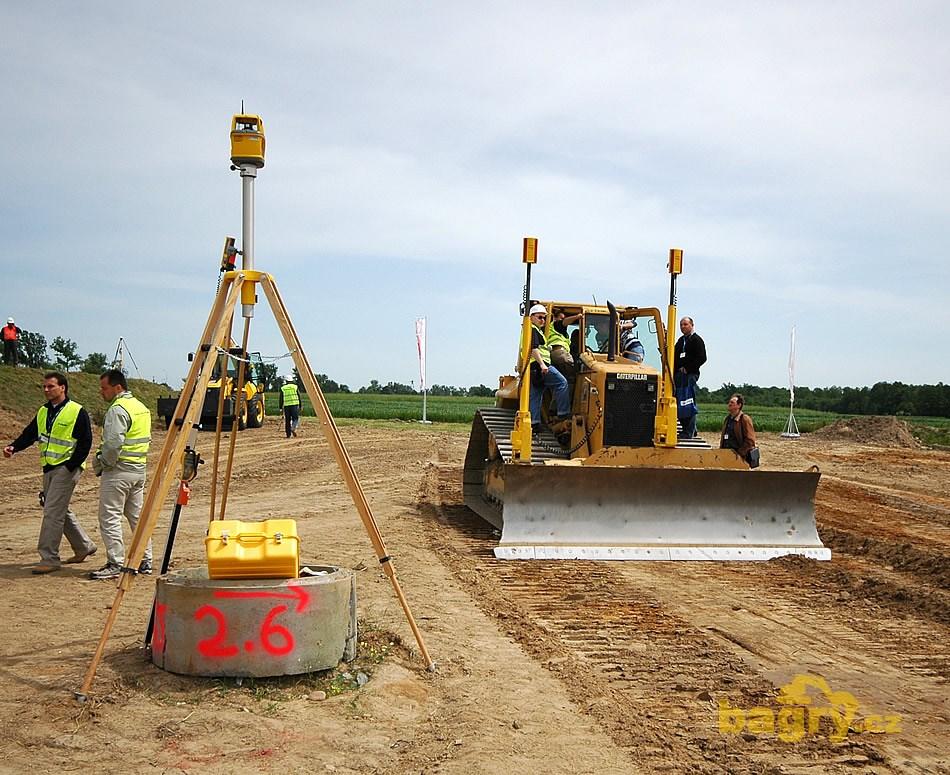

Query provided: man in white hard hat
[279,374,301,438]
[527,304,570,436]
[2,317,22,366]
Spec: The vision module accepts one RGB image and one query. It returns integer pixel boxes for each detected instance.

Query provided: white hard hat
[284,374,294,381]
[528,304,547,316]
[6,318,13,325]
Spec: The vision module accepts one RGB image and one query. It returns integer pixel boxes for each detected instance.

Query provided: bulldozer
[158,343,266,431]
[463,242,829,561]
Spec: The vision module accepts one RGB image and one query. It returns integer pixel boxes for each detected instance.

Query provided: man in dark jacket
[720,393,757,466]
[2,372,98,573]
[673,317,707,438]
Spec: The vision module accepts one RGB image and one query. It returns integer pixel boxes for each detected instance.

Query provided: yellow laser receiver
[230,114,266,168]
[523,237,538,264]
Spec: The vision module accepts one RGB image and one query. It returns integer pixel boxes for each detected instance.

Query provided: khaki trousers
[98,467,151,567]
[38,466,96,566]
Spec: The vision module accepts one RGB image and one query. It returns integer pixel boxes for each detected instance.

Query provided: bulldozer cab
[576,308,663,370]
[514,304,666,379]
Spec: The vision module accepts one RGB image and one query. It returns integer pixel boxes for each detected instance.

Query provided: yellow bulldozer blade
[463,409,830,561]
[493,464,827,560]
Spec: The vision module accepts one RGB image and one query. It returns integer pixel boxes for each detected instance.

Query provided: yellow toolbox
[205,519,299,579]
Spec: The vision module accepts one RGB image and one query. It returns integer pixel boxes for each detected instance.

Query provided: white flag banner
[415,317,427,390]
[788,326,796,404]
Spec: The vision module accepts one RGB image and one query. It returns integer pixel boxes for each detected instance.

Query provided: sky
[3,2,948,393]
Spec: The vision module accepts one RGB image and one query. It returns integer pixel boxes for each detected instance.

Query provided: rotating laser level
[230,114,265,168]
[229,113,266,318]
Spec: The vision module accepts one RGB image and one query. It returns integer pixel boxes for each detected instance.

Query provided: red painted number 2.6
[195,603,297,658]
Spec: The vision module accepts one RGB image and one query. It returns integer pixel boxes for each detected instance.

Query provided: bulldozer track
[419,462,901,774]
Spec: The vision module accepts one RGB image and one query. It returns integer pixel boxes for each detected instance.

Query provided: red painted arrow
[213,583,310,613]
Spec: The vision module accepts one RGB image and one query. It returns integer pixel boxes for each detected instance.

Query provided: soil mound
[811,416,919,447]
[0,407,29,440]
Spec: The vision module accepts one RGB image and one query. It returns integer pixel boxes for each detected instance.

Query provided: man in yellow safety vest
[279,374,301,438]
[528,304,571,436]
[548,308,581,394]
[89,369,153,581]
[2,372,97,574]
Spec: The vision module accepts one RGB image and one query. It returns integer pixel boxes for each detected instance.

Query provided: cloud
[2,2,948,389]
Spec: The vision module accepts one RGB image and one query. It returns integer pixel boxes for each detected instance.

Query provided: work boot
[531,424,541,437]
[65,546,97,564]
[138,560,153,575]
[31,565,59,575]
[89,562,122,580]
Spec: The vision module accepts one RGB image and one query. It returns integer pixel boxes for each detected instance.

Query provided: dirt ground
[0,413,947,774]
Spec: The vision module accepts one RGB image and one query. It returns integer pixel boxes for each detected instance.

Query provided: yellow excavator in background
[463,240,829,561]
[158,341,266,431]
[157,239,267,432]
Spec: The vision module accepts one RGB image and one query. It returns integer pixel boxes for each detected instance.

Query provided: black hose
[606,300,618,362]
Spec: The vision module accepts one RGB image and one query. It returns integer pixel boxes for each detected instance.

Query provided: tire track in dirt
[418,462,890,774]
[614,558,949,774]
[811,476,950,596]
[805,447,950,511]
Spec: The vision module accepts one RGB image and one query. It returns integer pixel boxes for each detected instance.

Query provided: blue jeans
[676,372,699,438]
[530,364,570,425]
[284,406,300,437]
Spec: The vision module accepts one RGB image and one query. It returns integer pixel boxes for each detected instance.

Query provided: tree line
[697,382,950,418]
[353,380,494,397]
[285,371,950,416]
[273,371,495,398]
[11,331,947,416]
[13,331,109,374]
[287,370,949,415]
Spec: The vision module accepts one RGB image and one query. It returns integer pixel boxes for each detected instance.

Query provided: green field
[265,393,843,432]
[5,365,946,445]
[264,393,495,424]
[262,391,950,444]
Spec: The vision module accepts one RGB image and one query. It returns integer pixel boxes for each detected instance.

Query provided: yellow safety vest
[547,323,571,351]
[281,383,300,406]
[36,401,84,469]
[531,324,551,365]
[105,394,152,464]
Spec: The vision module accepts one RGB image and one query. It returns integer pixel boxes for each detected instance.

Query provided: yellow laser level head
[230,114,265,168]
[523,237,538,264]
[668,248,683,274]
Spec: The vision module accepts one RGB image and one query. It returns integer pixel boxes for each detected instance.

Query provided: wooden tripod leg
[76,275,245,700]
[260,275,436,671]
[218,315,251,520]
[209,342,231,522]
